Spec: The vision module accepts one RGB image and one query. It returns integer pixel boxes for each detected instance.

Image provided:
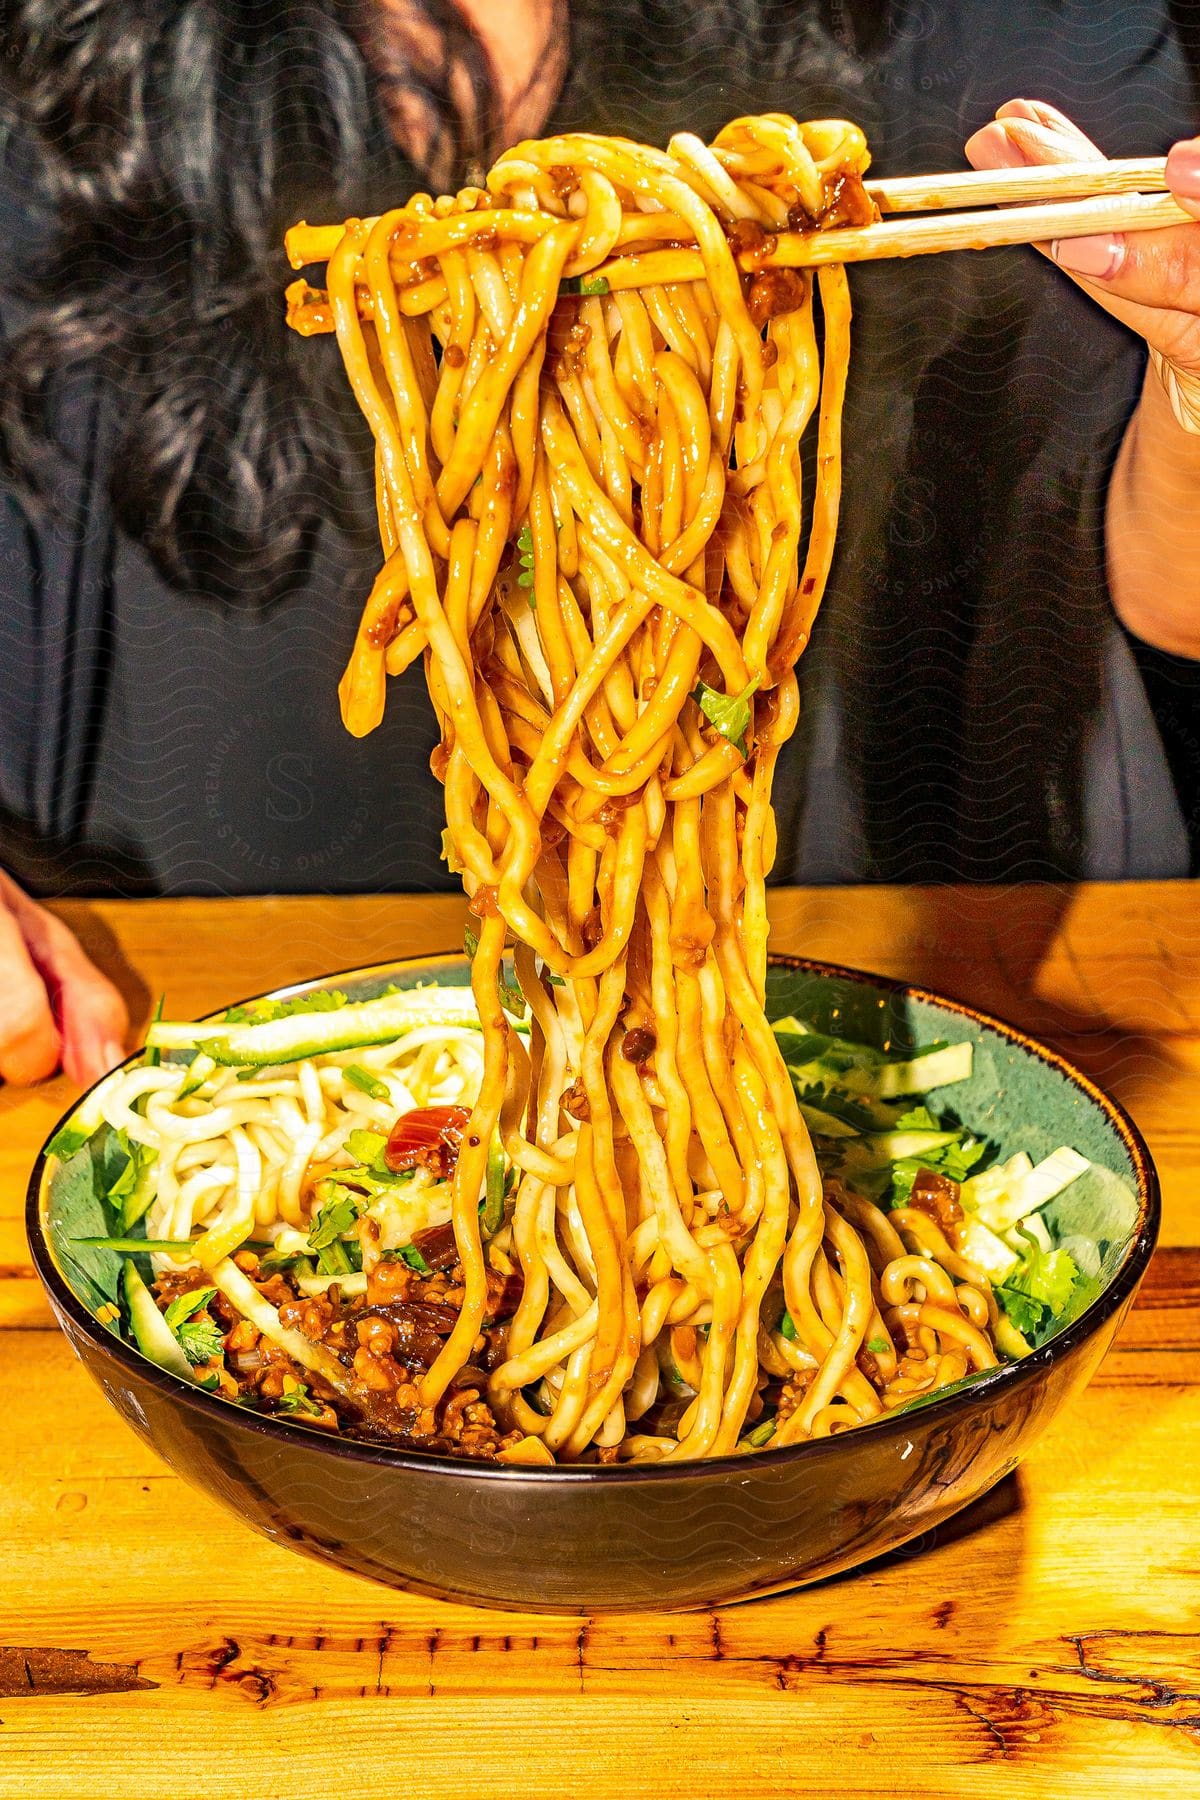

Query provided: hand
[965,100,1200,396]
[0,869,128,1087]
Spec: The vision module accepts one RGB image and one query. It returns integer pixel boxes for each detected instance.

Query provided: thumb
[1166,136,1200,223]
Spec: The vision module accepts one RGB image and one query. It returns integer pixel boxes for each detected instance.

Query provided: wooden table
[2,884,1198,1798]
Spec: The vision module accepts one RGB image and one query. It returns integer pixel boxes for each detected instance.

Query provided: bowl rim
[27,951,1160,1484]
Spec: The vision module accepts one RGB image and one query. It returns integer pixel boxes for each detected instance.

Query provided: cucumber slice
[993,1313,1033,1360]
[837,1128,961,1174]
[177,1052,218,1100]
[210,1258,352,1393]
[961,1152,1034,1213]
[797,1101,862,1140]
[46,1081,116,1162]
[121,1260,194,1383]
[973,1146,1089,1234]
[147,986,484,1066]
[296,1271,368,1298]
[836,1040,973,1100]
[959,1217,1021,1282]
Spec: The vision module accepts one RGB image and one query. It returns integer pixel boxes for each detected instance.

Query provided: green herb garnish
[778,1310,798,1342]
[995,1230,1079,1339]
[277,1377,325,1418]
[163,1287,224,1366]
[344,1064,389,1102]
[691,674,761,758]
[397,1243,432,1275]
[866,1336,890,1356]
[307,1185,365,1275]
[744,1416,777,1448]
[223,989,348,1026]
[516,521,536,596]
[560,273,610,296]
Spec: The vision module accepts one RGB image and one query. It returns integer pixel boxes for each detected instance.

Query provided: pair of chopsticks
[768,156,1188,268]
[285,157,1190,295]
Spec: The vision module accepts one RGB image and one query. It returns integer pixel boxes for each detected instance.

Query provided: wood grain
[2,884,1198,1798]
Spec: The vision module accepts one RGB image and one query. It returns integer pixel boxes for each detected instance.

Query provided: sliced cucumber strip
[210,1258,352,1393]
[122,1260,195,1383]
[959,1217,1021,1282]
[961,1152,1034,1213]
[836,1040,973,1100]
[973,1146,1090,1234]
[148,986,484,1066]
[837,1128,961,1175]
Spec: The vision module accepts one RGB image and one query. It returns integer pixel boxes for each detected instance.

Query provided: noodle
[281,114,1007,1459]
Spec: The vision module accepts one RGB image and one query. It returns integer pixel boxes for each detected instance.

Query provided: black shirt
[1,0,1195,896]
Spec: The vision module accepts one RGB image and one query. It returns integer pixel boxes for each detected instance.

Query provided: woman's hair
[0,0,887,608]
[0,0,500,604]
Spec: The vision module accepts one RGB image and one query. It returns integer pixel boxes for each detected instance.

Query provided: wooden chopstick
[286,159,1188,292]
[865,156,1167,214]
[763,189,1192,268]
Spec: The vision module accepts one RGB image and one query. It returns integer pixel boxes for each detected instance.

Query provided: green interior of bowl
[41,955,1143,1361]
[763,963,1142,1331]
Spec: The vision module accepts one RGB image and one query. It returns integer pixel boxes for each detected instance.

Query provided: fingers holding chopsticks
[965,99,1200,377]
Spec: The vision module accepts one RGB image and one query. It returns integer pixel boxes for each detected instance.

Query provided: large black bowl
[28,954,1158,1613]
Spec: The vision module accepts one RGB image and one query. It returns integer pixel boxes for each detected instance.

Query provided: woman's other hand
[964,100,1200,381]
[0,870,128,1086]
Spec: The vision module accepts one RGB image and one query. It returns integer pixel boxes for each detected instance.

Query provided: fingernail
[1167,138,1200,199]
[963,126,1028,171]
[100,1037,127,1072]
[1050,233,1125,279]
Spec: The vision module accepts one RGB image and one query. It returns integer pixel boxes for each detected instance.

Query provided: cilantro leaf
[866,1336,890,1355]
[163,1286,218,1331]
[344,1064,389,1102]
[888,1134,985,1208]
[163,1287,224,1367]
[307,1185,365,1275]
[177,1315,226,1367]
[464,923,480,962]
[307,1186,364,1251]
[995,1284,1044,1336]
[996,1233,1079,1339]
[346,1128,389,1170]
[894,1105,937,1131]
[498,970,525,1018]
[276,1377,324,1418]
[778,1309,798,1342]
[397,1243,431,1275]
[223,989,347,1026]
[691,675,761,758]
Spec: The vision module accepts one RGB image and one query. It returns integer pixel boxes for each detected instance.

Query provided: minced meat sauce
[153,1220,525,1460]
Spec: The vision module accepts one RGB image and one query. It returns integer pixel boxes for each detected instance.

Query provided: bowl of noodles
[29,951,1156,1614]
[28,110,1157,1609]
